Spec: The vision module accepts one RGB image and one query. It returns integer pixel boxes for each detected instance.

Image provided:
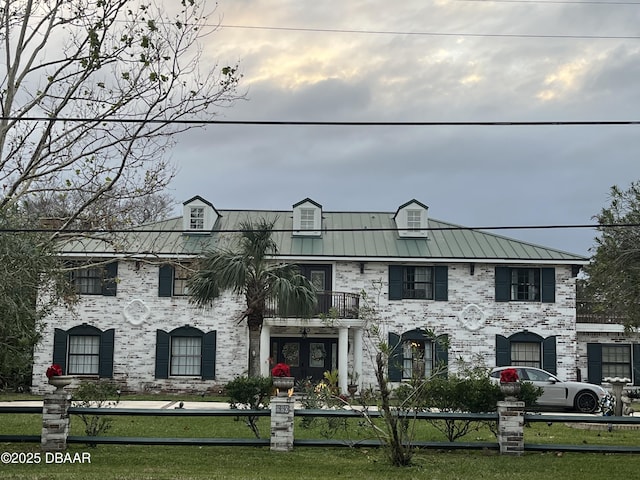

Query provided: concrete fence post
[497,400,525,455]
[41,390,72,452]
[270,395,295,452]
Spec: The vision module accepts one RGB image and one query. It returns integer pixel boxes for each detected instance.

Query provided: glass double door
[271,337,337,382]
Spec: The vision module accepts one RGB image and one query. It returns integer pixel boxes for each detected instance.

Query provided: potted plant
[271,362,294,396]
[347,370,359,396]
[46,364,73,391]
[499,368,520,400]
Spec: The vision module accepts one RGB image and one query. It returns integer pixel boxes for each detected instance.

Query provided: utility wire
[2,116,640,126]
[0,223,637,234]
[458,0,640,4]
[219,24,640,40]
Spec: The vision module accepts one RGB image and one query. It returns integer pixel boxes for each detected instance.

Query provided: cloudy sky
[168,0,640,257]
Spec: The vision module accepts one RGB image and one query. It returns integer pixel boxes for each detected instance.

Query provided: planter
[500,382,521,401]
[347,384,358,396]
[272,376,294,396]
[48,375,73,392]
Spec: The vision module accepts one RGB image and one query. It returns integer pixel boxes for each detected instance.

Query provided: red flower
[46,364,63,379]
[271,363,291,377]
[500,368,519,383]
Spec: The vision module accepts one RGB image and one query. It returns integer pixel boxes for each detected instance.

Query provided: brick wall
[32,260,578,392]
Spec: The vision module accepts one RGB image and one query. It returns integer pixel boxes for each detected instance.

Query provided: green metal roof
[59,209,587,263]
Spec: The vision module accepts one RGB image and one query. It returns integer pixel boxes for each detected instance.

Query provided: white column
[352,327,363,387]
[338,327,349,394]
[260,323,271,377]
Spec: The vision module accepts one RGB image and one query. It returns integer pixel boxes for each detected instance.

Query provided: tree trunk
[247,314,263,378]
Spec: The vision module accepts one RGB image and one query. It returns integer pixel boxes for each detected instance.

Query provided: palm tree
[188,218,317,377]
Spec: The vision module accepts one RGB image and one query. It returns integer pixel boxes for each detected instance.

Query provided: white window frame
[170,336,202,376]
[189,207,205,230]
[68,335,100,375]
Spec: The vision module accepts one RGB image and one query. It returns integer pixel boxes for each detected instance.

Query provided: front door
[271,337,337,382]
[298,265,332,314]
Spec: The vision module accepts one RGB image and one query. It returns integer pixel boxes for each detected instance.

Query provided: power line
[2,116,640,126]
[458,0,640,4]
[0,223,637,234]
[219,23,640,40]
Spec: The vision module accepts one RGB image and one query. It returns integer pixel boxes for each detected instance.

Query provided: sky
[167,0,640,258]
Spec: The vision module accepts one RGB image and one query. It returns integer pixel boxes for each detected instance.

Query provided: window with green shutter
[388,265,448,301]
[155,327,216,380]
[52,325,115,377]
[495,267,555,303]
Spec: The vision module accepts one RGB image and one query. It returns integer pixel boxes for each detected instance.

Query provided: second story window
[403,266,433,299]
[495,267,555,303]
[69,263,118,296]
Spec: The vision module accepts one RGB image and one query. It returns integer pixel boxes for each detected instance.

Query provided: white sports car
[490,366,611,414]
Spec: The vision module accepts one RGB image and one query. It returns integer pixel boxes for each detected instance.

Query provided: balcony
[265,291,360,319]
[576,301,625,324]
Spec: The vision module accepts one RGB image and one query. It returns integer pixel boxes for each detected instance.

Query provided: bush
[225,375,272,438]
[72,381,120,446]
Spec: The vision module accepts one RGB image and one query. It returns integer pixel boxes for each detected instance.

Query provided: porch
[259,318,365,395]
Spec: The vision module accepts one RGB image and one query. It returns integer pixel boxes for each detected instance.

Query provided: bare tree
[0,0,243,236]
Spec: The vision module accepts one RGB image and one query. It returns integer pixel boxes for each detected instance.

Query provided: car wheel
[574,391,599,414]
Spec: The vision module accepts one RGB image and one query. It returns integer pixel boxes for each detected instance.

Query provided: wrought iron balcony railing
[576,301,625,324]
[265,291,360,319]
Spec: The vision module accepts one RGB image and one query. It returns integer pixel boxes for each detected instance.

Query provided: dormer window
[300,208,316,230]
[394,200,429,238]
[182,196,220,234]
[292,198,322,237]
[190,207,205,230]
[407,210,422,231]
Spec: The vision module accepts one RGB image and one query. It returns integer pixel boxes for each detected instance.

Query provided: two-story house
[32,196,588,394]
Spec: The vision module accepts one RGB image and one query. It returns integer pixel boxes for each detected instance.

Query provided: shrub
[72,381,120,446]
[225,375,272,438]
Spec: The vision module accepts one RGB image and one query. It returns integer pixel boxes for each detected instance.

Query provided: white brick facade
[32,258,579,393]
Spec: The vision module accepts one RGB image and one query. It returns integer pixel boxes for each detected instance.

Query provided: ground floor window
[155,327,216,380]
[495,331,556,374]
[170,336,203,376]
[402,339,433,380]
[510,342,541,368]
[601,345,631,378]
[68,335,100,375]
[587,343,640,385]
[388,329,448,381]
[53,325,114,377]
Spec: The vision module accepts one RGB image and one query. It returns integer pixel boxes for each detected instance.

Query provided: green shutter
[434,266,448,301]
[542,336,557,374]
[202,331,217,380]
[541,268,556,303]
[99,329,115,378]
[158,265,174,297]
[495,335,510,366]
[633,344,640,386]
[435,334,449,377]
[587,343,603,385]
[388,332,402,381]
[155,330,170,379]
[388,266,403,300]
[102,262,118,296]
[495,267,510,302]
[53,328,68,373]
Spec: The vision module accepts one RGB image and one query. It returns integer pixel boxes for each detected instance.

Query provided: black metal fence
[3,405,640,453]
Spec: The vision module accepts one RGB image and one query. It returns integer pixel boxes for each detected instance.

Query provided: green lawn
[3,409,640,479]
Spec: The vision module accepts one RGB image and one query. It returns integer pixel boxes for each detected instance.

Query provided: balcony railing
[265,291,360,319]
[576,301,625,324]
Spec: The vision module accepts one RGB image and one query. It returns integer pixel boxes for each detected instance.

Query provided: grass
[3,395,640,479]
